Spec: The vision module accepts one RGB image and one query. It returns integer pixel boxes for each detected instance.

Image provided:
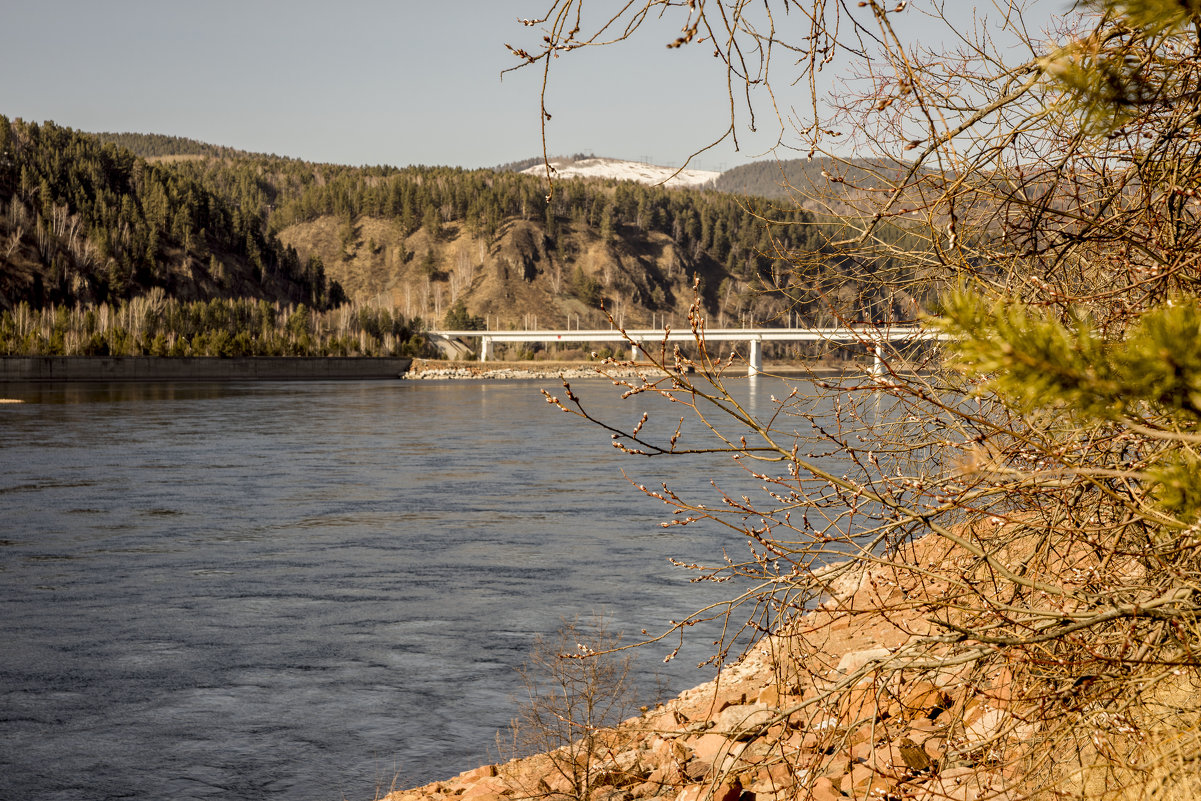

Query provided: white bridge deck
[429,326,940,376]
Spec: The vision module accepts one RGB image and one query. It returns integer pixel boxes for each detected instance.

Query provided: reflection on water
[0,376,837,801]
[1,380,255,405]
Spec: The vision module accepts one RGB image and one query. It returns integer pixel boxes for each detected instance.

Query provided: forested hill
[0,117,337,309]
[0,121,930,334]
[91,131,251,160]
[174,153,831,330]
[714,158,926,215]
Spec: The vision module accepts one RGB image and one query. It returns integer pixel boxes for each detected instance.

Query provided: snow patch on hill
[521,157,720,188]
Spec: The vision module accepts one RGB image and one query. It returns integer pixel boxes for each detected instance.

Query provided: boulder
[712,704,776,739]
[836,647,892,676]
[808,776,846,801]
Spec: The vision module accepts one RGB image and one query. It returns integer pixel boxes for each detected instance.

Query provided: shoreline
[403,359,860,381]
[0,355,867,383]
[389,535,1024,801]
[0,356,861,383]
[0,355,412,382]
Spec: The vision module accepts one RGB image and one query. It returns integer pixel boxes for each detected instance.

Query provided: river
[0,375,839,801]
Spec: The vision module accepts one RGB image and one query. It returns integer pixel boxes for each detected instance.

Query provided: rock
[458,764,499,782]
[751,761,797,792]
[911,766,1010,801]
[684,759,713,782]
[712,704,776,739]
[820,754,851,779]
[906,717,942,738]
[713,780,742,801]
[840,763,875,796]
[592,785,633,801]
[756,684,780,706]
[808,776,846,801]
[648,708,689,733]
[630,780,659,798]
[462,778,508,799]
[800,717,842,750]
[685,732,739,766]
[838,685,887,725]
[963,706,1007,747]
[673,781,743,801]
[897,681,950,720]
[897,738,933,772]
[646,763,686,789]
[611,747,643,775]
[394,533,1033,801]
[835,647,892,676]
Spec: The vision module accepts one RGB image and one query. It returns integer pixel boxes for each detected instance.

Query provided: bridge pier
[479,336,492,363]
[748,339,762,376]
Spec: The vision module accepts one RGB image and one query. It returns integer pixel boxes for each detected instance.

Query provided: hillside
[519,156,720,189]
[91,131,253,161]
[1,123,934,341]
[0,117,336,310]
[279,214,721,331]
[714,157,935,218]
[159,150,919,331]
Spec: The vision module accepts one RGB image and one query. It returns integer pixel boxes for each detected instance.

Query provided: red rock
[756,684,780,706]
[821,755,851,779]
[684,759,712,782]
[846,723,876,746]
[840,764,874,796]
[684,732,744,767]
[457,764,498,782]
[461,778,507,799]
[835,647,892,677]
[897,681,947,720]
[962,705,1007,747]
[590,784,631,801]
[713,781,742,801]
[648,708,689,733]
[808,776,846,801]
[754,761,795,790]
[630,781,658,798]
[905,717,941,739]
[713,704,776,739]
[838,685,886,726]
[647,763,685,788]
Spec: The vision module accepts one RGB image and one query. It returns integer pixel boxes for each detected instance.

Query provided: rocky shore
[403,359,630,381]
[403,360,847,381]
[387,536,1024,801]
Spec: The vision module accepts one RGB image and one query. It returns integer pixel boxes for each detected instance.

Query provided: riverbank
[0,355,412,381]
[403,359,856,381]
[387,535,1030,801]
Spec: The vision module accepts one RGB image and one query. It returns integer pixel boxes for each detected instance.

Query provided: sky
[0,1,1069,173]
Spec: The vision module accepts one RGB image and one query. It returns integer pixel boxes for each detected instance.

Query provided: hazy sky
[0,1,1068,172]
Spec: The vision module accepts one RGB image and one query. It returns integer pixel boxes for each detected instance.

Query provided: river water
[0,376,837,801]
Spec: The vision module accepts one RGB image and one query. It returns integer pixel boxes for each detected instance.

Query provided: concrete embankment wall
[0,356,412,382]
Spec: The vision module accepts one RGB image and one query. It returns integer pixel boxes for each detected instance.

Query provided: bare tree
[515,1,1201,798]
[504,616,639,801]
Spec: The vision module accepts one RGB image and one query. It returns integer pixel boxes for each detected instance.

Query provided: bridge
[428,326,940,376]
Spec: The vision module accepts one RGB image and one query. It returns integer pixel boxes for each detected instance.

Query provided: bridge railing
[429,326,943,376]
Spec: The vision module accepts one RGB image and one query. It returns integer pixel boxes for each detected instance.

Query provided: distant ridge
[520,156,720,188]
[91,131,251,160]
[714,157,932,206]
